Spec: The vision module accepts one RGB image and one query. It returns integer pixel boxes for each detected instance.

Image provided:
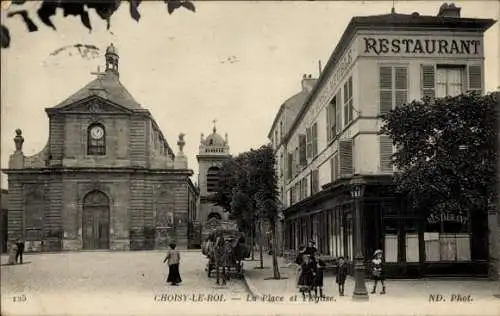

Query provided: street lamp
[350,181,369,301]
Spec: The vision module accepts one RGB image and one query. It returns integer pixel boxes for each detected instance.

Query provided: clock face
[90,126,104,139]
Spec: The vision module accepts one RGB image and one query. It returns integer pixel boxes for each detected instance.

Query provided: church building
[3,44,198,252]
[197,123,231,231]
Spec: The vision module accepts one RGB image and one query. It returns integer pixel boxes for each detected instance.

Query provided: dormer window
[209,139,213,145]
[87,123,106,155]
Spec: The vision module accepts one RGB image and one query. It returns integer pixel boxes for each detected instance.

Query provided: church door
[82,191,110,250]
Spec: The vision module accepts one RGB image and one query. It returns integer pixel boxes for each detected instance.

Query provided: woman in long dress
[163,242,182,286]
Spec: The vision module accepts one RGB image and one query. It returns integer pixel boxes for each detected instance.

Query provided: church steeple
[105,43,119,76]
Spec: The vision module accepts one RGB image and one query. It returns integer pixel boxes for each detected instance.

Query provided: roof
[205,130,225,147]
[52,70,142,110]
[267,89,310,140]
[283,12,496,144]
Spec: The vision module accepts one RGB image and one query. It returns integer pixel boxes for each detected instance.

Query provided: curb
[242,271,264,299]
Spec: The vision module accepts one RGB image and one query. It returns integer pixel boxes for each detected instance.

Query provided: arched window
[206,166,220,193]
[87,123,106,155]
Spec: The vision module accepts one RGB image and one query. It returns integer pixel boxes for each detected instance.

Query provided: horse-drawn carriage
[202,224,250,285]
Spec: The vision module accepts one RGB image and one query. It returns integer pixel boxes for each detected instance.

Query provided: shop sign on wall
[360,35,482,57]
[427,210,468,225]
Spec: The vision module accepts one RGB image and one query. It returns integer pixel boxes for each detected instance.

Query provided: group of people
[7,239,25,265]
[294,240,386,300]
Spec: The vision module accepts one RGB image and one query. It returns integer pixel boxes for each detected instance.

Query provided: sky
[1,1,499,189]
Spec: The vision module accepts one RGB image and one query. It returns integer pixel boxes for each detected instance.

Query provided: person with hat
[370,249,386,294]
[163,242,182,286]
[304,240,318,264]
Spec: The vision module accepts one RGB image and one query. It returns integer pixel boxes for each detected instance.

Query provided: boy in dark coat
[336,256,348,296]
[313,259,325,298]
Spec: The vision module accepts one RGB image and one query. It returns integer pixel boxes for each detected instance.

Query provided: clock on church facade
[3,44,200,252]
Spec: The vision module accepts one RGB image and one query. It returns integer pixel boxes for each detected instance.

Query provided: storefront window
[424,210,471,262]
[384,221,398,263]
[405,223,419,263]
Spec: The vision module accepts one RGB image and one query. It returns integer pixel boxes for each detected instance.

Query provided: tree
[1,0,196,49]
[210,144,282,279]
[380,91,498,279]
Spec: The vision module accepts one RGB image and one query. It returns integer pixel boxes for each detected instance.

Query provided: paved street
[1,250,251,316]
[2,251,500,316]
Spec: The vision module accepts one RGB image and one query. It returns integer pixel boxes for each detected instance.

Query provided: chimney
[301,74,317,92]
[437,3,461,18]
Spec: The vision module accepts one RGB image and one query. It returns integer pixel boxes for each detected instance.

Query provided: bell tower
[105,43,119,76]
[196,121,231,227]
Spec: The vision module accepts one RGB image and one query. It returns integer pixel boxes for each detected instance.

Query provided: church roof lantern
[50,44,142,111]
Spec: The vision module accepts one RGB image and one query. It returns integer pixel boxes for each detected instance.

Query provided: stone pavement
[242,254,500,316]
[1,250,251,316]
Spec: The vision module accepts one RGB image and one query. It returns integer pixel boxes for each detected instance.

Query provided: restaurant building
[271,3,496,277]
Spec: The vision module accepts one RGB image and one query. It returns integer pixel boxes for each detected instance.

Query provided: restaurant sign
[427,210,468,225]
[360,36,482,57]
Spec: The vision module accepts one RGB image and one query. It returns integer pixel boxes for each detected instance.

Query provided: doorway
[82,190,110,250]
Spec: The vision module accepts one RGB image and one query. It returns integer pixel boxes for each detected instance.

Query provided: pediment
[57,96,133,115]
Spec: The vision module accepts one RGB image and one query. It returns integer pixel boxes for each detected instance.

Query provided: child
[297,254,315,301]
[371,249,385,294]
[313,259,325,298]
[336,256,348,296]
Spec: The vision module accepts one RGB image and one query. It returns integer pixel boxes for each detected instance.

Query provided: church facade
[3,44,198,252]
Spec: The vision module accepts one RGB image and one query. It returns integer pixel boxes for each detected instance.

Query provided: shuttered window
[436,66,465,98]
[379,66,408,115]
[467,65,482,93]
[422,65,436,100]
[294,147,299,176]
[336,91,342,133]
[299,134,307,166]
[310,169,320,195]
[330,153,339,182]
[326,96,337,142]
[343,77,354,125]
[306,127,312,159]
[379,135,393,173]
[287,153,293,181]
[339,139,353,177]
[312,122,318,157]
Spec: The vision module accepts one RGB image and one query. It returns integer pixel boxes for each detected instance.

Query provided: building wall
[283,30,486,209]
[7,172,192,251]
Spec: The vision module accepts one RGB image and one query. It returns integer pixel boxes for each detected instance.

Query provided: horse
[213,236,233,285]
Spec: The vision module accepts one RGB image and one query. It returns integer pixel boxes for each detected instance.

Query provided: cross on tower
[212,119,217,133]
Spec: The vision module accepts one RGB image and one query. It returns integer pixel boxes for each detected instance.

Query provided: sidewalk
[242,254,500,316]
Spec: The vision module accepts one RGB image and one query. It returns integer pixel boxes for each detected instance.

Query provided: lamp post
[350,181,369,301]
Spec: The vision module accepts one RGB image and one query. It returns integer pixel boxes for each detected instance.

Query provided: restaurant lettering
[427,210,468,225]
[363,37,481,55]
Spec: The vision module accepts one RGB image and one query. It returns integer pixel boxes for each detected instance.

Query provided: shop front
[283,175,489,278]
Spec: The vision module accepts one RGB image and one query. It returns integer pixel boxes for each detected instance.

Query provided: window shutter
[394,67,408,107]
[299,134,307,165]
[294,147,299,176]
[331,154,339,182]
[335,91,342,133]
[379,66,393,115]
[312,123,318,157]
[339,139,353,177]
[421,65,435,100]
[379,135,393,173]
[467,65,482,93]
[326,105,331,141]
[306,127,312,158]
[287,153,293,181]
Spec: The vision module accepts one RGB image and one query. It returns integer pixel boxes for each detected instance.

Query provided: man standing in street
[15,238,24,264]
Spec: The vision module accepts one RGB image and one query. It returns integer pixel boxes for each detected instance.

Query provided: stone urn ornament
[14,129,24,152]
[177,133,185,153]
